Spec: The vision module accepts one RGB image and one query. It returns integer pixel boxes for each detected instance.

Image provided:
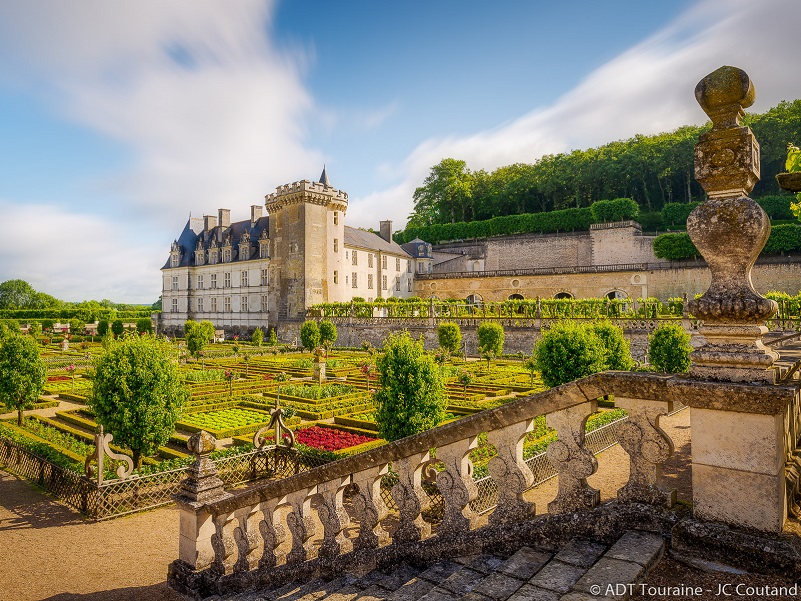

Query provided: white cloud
[347,0,801,230]
[0,200,163,303]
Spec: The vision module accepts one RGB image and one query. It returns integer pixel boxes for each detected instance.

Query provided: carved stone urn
[685,66,778,383]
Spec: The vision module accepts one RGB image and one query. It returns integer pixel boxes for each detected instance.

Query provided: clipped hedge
[661,202,700,227]
[590,198,639,222]
[652,233,700,260]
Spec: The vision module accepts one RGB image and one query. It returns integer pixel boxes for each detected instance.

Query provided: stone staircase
[218,531,665,601]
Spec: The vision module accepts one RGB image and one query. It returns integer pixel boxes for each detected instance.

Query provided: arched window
[466,294,483,305]
[554,292,573,299]
[605,290,628,300]
[508,293,524,300]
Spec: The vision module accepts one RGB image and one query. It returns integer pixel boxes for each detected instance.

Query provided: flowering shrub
[294,426,376,451]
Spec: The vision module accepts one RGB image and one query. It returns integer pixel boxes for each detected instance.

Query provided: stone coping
[199,371,797,516]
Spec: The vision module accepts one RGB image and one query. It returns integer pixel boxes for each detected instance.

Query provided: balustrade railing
[170,371,734,596]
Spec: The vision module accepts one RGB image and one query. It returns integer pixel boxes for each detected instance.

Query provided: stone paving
[219,531,665,601]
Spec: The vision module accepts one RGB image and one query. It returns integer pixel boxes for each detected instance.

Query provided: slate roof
[401,238,433,258]
[162,216,270,269]
[344,226,412,257]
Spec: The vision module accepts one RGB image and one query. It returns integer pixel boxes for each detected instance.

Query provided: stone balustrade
[168,370,799,598]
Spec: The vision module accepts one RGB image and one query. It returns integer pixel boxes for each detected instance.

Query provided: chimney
[379,220,393,243]
[204,215,217,231]
[251,205,263,224]
[218,208,231,228]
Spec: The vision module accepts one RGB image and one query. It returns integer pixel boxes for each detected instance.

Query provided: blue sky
[0,0,799,304]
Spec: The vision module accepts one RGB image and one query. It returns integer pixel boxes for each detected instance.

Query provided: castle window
[352,272,357,288]
[407,260,411,273]
[367,274,373,290]
[224,272,231,288]
[333,211,338,225]
[197,297,204,312]
[241,271,248,287]
[396,257,401,271]
[172,276,179,291]
[260,269,268,286]
[368,253,373,268]
[418,245,425,257]
[334,239,338,252]
[395,277,401,291]
[260,243,268,259]
[261,295,268,312]
[333,271,338,284]
[408,279,413,292]
[418,262,424,273]
[242,296,248,312]
[211,297,217,312]
[382,255,387,269]
[171,254,179,267]
[171,298,178,312]
[223,249,231,262]
[382,275,387,290]
[352,251,357,266]
[224,297,231,312]
[197,275,204,289]
[211,274,217,289]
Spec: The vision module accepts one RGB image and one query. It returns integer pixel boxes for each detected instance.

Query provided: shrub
[136,318,153,334]
[437,322,462,354]
[185,319,215,359]
[477,322,504,366]
[533,322,607,388]
[590,198,639,222]
[590,322,634,371]
[757,195,795,220]
[267,328,278,346]
[661,202,700,227]
[648,323,692,373]
[300,320,321,352]
[374,331,446,441]
[111,319,124,337]
[97,319,109,337]
[319,320,337,349]
[763,223,801,254]
[637,211,664,231]
[0,334,46,425]
[653,233,700,260]
[90,334,188,468]
[251,327,263,346]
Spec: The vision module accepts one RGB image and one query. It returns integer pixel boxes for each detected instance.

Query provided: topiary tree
[477,322,504,367]
[300,320,320,352]
[251,327,263,346]
[533,321,607,388]
[648,323,692,373]
[28,321,42,338]
[0,333,46,425]
[437,321,462,354]
[184,319,215,363]
[111,319,124,337]
[374,331,447,441]
[590,321,634,370]
[136,318,153,334]
[69,317,86,337]
[97,319,109,337]
[90,334,188,468]
[267,328,278,346]
[319,320,337,350]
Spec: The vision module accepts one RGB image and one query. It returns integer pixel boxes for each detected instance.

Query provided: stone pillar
[683,66,792,532]
[173,431,232,570]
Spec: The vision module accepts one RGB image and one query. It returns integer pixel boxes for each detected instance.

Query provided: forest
[396,99,801,245]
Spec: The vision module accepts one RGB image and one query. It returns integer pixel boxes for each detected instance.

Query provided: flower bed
[176,407,273,438]
[294,425,376,451]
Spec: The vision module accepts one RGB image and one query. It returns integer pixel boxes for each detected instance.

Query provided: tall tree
[0,334,46,425]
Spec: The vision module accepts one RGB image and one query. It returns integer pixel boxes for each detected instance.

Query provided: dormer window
[171,255,179,267]
[223,248,231,263]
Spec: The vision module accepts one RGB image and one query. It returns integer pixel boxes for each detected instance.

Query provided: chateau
[160,169,432,336]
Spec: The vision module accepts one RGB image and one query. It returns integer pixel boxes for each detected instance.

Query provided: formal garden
[0,312,694,518]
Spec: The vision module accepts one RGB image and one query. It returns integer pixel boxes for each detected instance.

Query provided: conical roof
[319,165,331,187]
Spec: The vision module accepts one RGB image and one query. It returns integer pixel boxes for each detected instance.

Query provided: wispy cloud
[347,0,801,229]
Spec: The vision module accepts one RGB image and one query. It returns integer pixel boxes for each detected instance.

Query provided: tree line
[400,99,801,241]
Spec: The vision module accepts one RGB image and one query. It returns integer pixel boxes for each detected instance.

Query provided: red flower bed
[294,426,376,451]
[47,375,70,382]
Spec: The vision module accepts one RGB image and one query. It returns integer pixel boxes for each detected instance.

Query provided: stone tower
[264,168,348,326]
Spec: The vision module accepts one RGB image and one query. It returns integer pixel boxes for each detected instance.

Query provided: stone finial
[686,66,778,383]
[188,430,217,456]
[176,431,228,505]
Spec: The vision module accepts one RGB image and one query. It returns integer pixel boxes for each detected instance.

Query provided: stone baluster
[351,465,390,550]
[211,510,238,575]
[173,431,231,571]
[436,437,479,533]
[257,498,287,569]
[546,399,599,513]
[232,505,261,573]
[614,397,676,507]
[390,452,431,543]
[316,475,353,560]
[487,420,536,525]
[284,486,318,565]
